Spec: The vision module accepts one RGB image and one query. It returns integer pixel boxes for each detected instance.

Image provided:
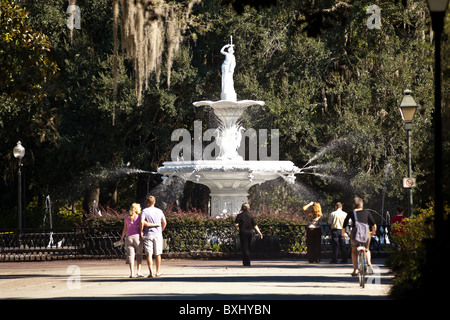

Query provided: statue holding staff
[220,37,236,101]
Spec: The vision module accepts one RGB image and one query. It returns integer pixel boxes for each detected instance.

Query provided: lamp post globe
[13,141,25,162]
[399,89,418,125]
[427,0,449,12]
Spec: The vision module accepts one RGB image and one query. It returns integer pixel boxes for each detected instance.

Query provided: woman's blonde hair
[128,203,141,220]
[310,202,322,218]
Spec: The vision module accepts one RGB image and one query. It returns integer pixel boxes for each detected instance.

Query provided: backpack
[352,210,369,243]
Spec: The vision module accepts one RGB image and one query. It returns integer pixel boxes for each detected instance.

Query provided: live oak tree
[0,0,447,226]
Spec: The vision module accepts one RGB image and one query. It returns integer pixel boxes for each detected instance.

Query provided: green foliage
[0,0,58,102]
[386,203,449,298]
[55,202,84,227]
[75,205,308,253]
[163,208,308,253]
[80,207,126,228]
[0,0,448,229]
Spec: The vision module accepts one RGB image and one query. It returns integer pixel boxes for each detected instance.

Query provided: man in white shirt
[328,202,348,263]
[141,195,167,277]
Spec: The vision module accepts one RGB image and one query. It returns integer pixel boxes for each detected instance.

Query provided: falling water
[381,162,393,221]
[302,137,351,169]
[147,174,187,209]
[299,171,349,186]
[283,178,323,202]
[43,195,52,229]
[93,167,152,181]
[47,166,155,207]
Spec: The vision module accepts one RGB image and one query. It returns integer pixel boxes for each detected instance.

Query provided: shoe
[136,273,144,278]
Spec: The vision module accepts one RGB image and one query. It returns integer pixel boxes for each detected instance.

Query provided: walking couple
[120,195,167,278]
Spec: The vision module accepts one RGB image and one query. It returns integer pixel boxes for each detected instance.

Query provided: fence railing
[0,224,393,262]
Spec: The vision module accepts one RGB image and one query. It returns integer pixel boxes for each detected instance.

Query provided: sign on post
[403,178,416,188]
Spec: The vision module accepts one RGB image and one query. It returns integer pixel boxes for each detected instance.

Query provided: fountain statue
[220,39,236,101]
[157,38,300,216]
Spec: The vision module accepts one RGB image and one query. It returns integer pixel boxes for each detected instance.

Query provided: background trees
[0,0,447,227]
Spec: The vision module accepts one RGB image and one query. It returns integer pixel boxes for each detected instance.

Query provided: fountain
[157,38,300,217]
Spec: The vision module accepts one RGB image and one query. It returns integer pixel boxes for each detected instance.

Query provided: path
[0,258,392,300]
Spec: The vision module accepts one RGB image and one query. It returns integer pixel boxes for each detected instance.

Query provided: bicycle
[356,245,366,288]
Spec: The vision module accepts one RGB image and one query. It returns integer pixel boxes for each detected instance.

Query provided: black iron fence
[0,224,393,262]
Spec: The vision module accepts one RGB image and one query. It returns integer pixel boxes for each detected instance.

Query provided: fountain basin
[157,160,299,217]
[193,100,264,127]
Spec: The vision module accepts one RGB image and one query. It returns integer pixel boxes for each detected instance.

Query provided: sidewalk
[0,258,392,300]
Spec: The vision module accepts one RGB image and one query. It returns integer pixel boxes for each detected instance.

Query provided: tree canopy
[0,0,448,227]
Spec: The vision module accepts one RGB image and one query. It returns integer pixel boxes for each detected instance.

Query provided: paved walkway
[0,258,392,300]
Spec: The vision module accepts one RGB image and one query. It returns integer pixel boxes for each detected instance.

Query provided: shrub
[386,202,449,298]
[55,203,84,227]
[78,204,309,253]
[80,206,126,228]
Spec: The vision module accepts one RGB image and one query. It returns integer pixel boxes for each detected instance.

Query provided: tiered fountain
[157,39,300,216]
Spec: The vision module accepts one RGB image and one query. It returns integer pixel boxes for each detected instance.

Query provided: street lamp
[427,0,448,244]
[13,141,25,230]
[399,90,417,217]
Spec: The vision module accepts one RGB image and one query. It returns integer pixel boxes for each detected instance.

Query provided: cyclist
[342,197,377,277]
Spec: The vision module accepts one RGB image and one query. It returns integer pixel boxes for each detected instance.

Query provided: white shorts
[143,234,163,256]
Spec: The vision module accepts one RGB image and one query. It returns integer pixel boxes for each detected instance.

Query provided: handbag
[352,210,369,243]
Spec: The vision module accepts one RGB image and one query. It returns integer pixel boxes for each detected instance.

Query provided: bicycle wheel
[357,247,366,288]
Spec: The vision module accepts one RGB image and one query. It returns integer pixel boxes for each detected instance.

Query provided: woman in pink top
[120,203,144,278]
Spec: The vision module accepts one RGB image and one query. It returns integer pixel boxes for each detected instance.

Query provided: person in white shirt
[140,195,166,278]
[328,202,348,263]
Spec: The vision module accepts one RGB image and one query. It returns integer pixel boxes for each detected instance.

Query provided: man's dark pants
[239,232,253,266]
[330,229,347,262]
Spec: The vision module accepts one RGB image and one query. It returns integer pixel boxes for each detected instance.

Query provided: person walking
[235,203,263,266]
[120,203,144,278]
[303,201,323,263]
[140,195,166,278]
[342,197,377,277]
[391,206,407,237]
[328,202,348,263]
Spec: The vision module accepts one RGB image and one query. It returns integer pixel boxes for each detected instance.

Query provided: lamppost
[13,141,25,230]
[399,89,418,217]
[427,0,448,245]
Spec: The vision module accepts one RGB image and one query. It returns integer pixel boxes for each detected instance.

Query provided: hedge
[79,206,309,253]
